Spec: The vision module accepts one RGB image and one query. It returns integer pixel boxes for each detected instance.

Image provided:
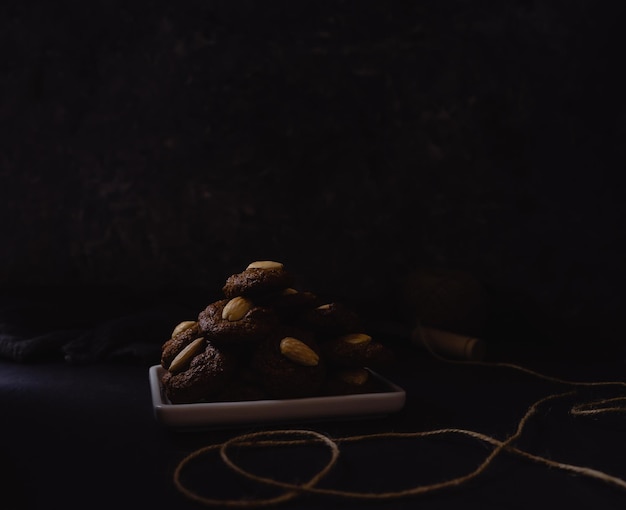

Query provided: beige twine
[173,329,626,507]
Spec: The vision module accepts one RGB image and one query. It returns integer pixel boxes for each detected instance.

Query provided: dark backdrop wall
[1,1,624,359]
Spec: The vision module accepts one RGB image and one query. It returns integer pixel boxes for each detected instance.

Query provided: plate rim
[149,364,406,428]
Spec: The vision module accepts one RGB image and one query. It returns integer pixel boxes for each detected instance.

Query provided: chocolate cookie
[251,331,326,399]
[222,261,295,299]
[209,366,268,402]
[322,368,385,396]
[297,302,362,337]
[161,339,238,404]
[321,333,395,369]
[197,297,278,351]
[255,287,321,317]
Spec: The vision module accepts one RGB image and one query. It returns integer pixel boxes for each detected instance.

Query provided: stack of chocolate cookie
[160,261,394,403]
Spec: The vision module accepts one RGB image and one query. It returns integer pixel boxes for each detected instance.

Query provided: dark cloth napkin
[0,287,199,365]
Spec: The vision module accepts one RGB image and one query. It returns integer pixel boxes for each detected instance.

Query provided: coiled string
[173,330,626,507]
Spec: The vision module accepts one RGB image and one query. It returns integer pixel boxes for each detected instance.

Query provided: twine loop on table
[173,331,626,507]
[174,429,340,507]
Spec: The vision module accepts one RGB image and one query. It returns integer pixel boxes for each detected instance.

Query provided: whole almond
[246,260,284,270]
[339,368,370,386]
[168,337,205,373]
[279,337,320,366]
[171,320,197,337]
[221,296,253,321]
[341,333,372,345]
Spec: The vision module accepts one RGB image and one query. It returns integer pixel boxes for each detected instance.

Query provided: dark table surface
[3,2,626,507]
[3,338,626,510]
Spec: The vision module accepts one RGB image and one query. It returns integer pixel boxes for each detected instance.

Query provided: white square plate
[149,365,406,429]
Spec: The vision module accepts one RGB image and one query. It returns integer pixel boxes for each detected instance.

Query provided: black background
[2,0,625,360]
